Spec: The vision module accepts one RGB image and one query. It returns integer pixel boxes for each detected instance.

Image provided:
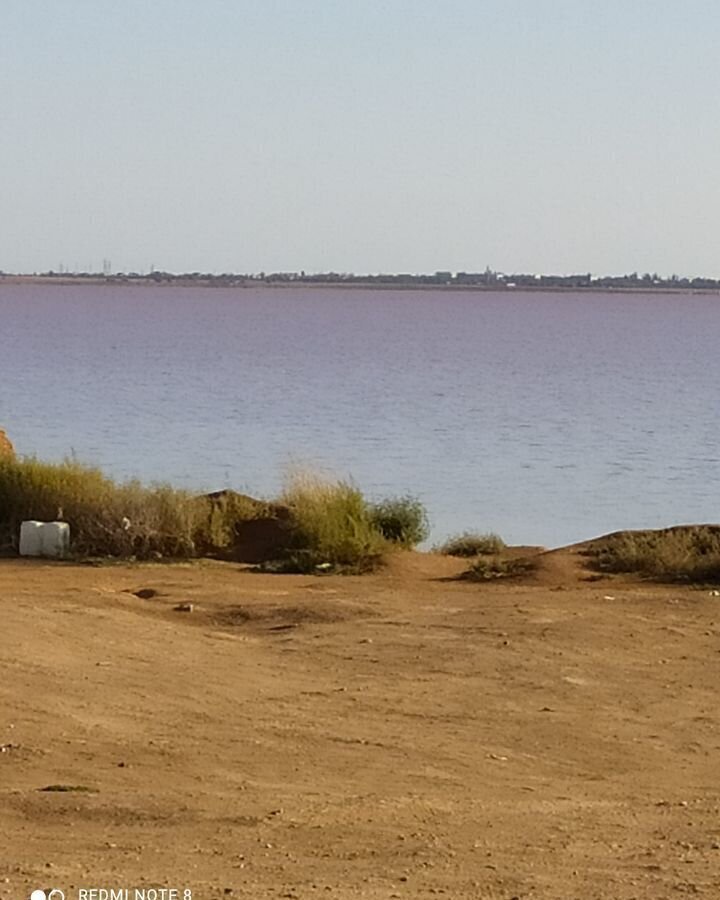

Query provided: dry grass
[278,471,388,573]
[0,457,259,559]
[587,525,720,583]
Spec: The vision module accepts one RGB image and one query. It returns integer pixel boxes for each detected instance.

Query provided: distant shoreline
[2,274,719,295]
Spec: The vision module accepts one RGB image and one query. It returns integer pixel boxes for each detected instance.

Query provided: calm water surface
[1,284,719,547]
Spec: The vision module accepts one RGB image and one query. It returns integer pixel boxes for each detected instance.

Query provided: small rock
[174,603,194,613]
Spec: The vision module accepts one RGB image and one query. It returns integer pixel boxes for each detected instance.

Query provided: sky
[2,0,720,276]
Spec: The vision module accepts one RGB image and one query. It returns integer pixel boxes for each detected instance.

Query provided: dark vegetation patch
[130,588,160,600]
[38,784,98,793]
[461,555,539,581]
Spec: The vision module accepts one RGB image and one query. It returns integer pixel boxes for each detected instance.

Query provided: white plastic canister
[19,521,70,558]
[40,522,71,558]
[19,521,44,557]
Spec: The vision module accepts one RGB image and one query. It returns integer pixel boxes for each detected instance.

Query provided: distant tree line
[7,268,720,291]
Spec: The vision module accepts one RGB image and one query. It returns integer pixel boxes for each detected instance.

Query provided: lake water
[1,283,719,548]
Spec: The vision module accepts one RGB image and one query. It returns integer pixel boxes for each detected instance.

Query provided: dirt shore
[2,548,719,899]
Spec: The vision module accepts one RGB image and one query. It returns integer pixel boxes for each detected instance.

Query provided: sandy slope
[1,551,719,900]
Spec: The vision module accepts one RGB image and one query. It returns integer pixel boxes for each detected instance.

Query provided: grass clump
[368,494,429,548]
[0,456,259,559]
[587,526,720,583]
[438,531,505,557]
[462,555,537,581]
[278,472,388,573]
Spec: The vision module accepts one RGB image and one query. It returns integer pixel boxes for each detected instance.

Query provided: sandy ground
[1,548,719,900]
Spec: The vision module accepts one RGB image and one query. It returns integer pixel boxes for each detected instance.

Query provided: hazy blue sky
[3,1,719,276]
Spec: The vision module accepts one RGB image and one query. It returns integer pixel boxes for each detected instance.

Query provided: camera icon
[31,891,65,900]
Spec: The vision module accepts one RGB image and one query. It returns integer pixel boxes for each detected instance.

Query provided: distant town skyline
[3,1,720,277]
[7,267,720,293]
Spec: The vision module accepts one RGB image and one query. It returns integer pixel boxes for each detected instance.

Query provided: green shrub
[368,495,429,548]
[438,531,505,557]
[587,526,720,583]
[462,555,537,581]
[279,472,387,573]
